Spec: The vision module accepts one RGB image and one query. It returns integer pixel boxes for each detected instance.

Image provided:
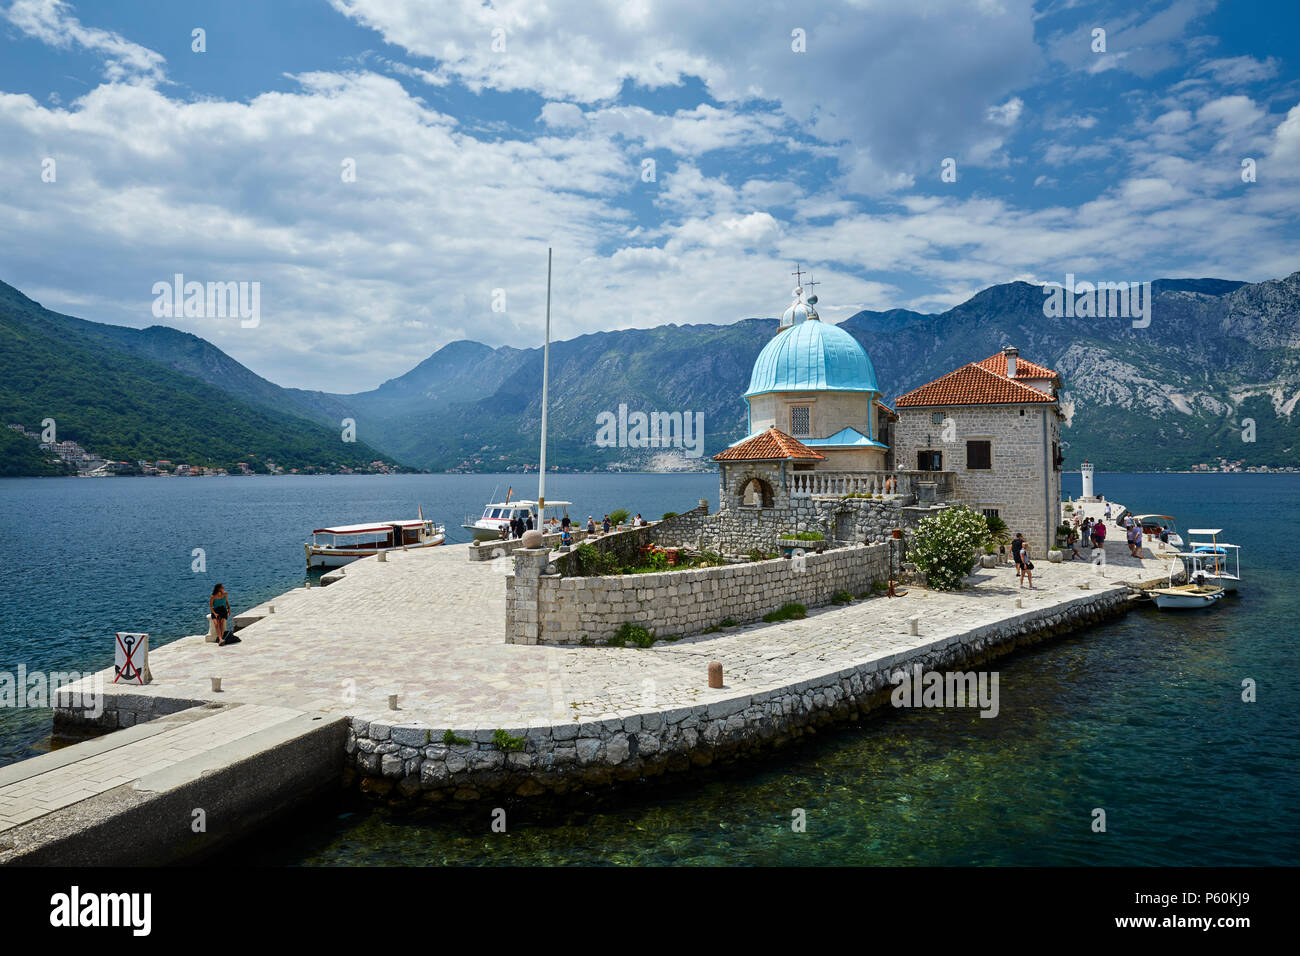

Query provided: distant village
[1186,457,1298,474]
[6,424,400,477]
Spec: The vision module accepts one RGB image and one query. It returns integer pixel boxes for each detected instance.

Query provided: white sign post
[114,632,151,685]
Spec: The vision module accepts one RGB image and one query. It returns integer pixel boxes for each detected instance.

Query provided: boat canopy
[314,520,426,535]
[1187,528,1223,535]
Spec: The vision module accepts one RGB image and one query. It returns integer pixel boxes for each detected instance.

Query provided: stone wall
[348,586,1131,801]
[468,528,590,562]
[894,403,1064,555]
[651,497,909,555]
[511,543,890,645]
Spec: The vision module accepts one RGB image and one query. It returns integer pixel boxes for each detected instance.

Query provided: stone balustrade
[788,470,953,499]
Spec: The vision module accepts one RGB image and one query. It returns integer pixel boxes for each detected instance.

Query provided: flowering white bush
[906,505,990,591]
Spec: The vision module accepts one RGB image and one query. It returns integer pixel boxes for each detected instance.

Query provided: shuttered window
[966,440,992,470]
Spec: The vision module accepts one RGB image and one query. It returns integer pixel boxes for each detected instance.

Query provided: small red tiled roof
[713,427,827,462]
[974,352,1057,380]
[895,363,1056,407]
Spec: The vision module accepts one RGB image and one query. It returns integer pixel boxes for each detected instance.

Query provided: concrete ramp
[0,703,346,866]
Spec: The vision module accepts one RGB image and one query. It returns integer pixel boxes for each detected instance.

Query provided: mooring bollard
[388,694,399,711]
[378,551,387,563]
[908,616,919,636]
[708,661,723,688]
[210,677,222,692]
[1015,597,1023,609]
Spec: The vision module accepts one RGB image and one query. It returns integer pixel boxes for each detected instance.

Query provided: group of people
[496,512,537,540]
[1062,508,1149,561]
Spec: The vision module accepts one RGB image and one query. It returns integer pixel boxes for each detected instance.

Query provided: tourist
[498,523,509,541]
[1012,534,1034,588]
[1092,518,1107,551]
[1081,517,1093,544]
[1067,528,1083,561]
[525,513,534,531]
[586,515,596,534]
[635,513,645,527]
[561,514,571,533]
[1104,502,1112,520]
[1127,521,1143,558]
[602,514,611,533]
[209,583,233,646]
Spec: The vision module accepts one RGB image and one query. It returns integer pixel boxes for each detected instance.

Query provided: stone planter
[979,554,997,568]
[1048,549,1063,563]
[777,536,824,551]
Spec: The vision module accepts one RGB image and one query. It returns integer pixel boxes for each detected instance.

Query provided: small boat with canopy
[306,514,445,568]
[1180,529,1241,593]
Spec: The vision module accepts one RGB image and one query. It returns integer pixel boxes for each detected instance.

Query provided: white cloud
[4,0,165,84]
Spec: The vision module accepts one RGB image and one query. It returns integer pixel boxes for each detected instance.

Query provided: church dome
[745,314,880,397]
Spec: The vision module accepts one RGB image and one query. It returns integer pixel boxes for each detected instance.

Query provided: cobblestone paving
[70,527,1168,732]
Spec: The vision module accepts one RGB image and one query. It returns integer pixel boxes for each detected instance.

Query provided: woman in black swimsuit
[210,583,231,646]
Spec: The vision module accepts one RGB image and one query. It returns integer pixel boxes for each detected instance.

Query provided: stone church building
[711,281,1065,554]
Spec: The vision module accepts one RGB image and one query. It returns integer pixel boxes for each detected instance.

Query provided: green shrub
[762,602,807,623]
[442,729,471,746]
[492,729,525,752]
[747,547,778,562]
[719,616,737,627]
[907,505,988,591]
[568,542,622,576]
[780,531,825,541]
[984,514,1011,549]
[831,590,854,605]
[608,622,654,648]
[661,511,677,520]
[608,509,630,526]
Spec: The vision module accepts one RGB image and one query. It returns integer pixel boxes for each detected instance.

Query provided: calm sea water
[2,472,1297,865]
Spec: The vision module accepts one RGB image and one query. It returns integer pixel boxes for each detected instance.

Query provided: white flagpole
[538,247,551,512]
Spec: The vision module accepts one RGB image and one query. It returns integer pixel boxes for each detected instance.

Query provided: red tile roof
[713,427,827,461]
[974,352,1058,380]
[895,362,1057,407]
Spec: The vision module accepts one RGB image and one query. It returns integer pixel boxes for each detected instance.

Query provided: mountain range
[2,270,1297,475]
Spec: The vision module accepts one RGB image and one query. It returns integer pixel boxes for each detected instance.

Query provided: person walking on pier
[1127,521,1143,558]
[1012,533,1033,587]
[210,583,232,646]
[1091,519,1107,551]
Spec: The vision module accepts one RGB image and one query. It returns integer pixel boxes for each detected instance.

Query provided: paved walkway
[60,517,1169,732]
[0,703,304,833]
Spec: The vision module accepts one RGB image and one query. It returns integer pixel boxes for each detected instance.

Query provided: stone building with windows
[893,346,1064,555]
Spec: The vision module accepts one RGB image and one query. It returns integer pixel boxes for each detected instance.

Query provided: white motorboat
[1182,529,1241,593]
[306,517,445,568]
[462,496,574,541]
[1130,514,1184,551]
[1146,558,1224,609]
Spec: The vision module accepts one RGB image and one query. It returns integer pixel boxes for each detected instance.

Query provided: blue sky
[1,0,1298,391]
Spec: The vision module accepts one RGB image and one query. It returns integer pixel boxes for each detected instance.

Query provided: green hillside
[0,286,401,476]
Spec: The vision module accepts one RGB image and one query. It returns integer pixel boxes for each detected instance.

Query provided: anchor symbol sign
[114,632,149,684]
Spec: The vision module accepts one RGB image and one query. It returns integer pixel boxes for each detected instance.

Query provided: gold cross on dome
[791,264,805,286]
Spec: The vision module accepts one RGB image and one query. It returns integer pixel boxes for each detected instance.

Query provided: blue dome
[745,320,880,397]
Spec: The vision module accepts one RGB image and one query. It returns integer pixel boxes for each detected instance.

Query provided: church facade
[712,281,1064,555]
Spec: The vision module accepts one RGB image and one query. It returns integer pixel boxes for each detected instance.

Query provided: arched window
[739,476,775,508]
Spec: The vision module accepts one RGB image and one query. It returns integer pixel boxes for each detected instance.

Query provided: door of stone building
[835,511,854,542]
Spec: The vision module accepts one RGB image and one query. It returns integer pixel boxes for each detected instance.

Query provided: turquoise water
[2,473,1298,864]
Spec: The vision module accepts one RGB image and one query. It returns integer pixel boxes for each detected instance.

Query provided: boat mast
[538,247,552,512]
